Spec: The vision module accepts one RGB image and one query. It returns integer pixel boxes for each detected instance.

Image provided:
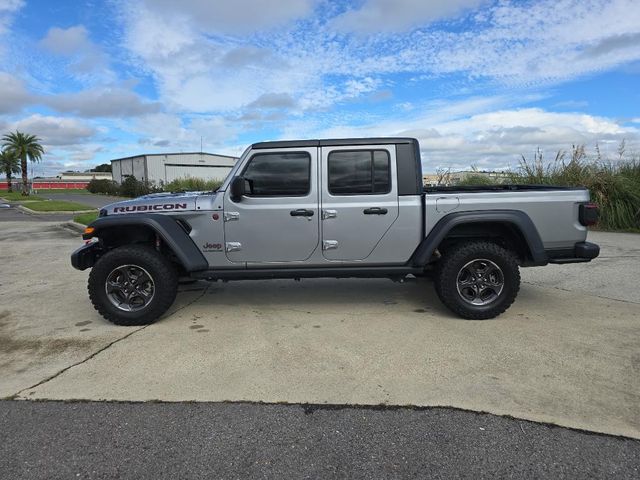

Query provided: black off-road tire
[434,241,520,320]
[88,245,178,326]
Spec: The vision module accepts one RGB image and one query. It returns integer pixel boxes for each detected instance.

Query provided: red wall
[0,181,90,190]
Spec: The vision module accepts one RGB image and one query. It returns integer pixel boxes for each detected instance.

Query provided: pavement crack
[12,285,210,399]
[13,325,149,399]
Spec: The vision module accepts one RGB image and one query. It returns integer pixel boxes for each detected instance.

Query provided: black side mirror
[230,176,245,202]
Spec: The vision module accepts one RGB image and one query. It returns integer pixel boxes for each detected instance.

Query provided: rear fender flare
[410,210,547,266]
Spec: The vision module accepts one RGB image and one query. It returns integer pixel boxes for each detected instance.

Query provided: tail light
[579,203,598,226]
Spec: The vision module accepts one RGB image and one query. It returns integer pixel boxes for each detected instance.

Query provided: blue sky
[1,0,639,176]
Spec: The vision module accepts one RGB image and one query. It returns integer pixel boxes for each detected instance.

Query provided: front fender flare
[83,214,208,272]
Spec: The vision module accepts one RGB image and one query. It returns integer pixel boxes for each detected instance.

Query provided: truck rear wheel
[88,245,178,326]
[434,241,520,320]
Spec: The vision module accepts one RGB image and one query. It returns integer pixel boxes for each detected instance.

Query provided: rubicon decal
[113,203,188,213]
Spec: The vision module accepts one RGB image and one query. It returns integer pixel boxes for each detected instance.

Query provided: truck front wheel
[434,241,520,320]
[88,245,178,326]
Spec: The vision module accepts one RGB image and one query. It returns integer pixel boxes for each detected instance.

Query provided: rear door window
[328,150,390,195]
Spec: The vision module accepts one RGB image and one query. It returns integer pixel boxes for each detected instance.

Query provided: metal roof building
[111,152,238,185]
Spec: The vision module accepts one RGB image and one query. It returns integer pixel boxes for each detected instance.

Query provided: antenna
[200,136,203,153]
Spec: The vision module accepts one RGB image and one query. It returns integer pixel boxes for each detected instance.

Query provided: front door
[223,147,319,263]
[320,145,399,261]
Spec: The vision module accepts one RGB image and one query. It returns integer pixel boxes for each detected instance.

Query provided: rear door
[320,145,399,261]
[223,148,319,263]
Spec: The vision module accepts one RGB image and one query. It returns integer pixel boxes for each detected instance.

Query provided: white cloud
[39,25,110,76]
[419,0,640,84]
[332,0,483,33]
[284,100,639,170]
[45,86,161,117]
[118,0,640,120]
[0,71,32,113]
[0,0,23,36]
[130,112,240,151]
[9,114,96,146]
[247,93,297,109]
[40,25,92,55]
[141,0,317,34]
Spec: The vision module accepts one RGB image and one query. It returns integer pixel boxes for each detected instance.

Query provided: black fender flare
[83,214,208,272]
[409,210,548,266]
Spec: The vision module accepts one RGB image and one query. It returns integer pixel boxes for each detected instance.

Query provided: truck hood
[102,191,213,215]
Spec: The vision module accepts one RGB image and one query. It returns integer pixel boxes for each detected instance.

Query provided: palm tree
[0,149,20,192]
[1,131,44,196]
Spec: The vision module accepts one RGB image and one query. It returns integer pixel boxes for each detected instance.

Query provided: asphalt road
[0,204,73,221]
[1,401,638,479]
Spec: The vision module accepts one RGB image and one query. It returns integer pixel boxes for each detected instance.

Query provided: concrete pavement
[1,217,638,439]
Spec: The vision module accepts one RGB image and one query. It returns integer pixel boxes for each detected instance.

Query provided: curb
[63,221,88,234]
[17,205,97,215]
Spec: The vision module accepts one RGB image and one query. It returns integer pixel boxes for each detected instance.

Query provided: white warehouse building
[111,152,238,185]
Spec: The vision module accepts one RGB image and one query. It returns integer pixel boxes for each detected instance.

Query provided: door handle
[363,207,388,215]
[290,209,314,217]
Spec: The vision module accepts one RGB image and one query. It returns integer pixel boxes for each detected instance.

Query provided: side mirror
[230,176,245,203]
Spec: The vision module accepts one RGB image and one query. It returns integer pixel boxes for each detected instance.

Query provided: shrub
[164,177,223,192]
[457,174,496,186]
[86,178,119,195]
[118,176,162,198]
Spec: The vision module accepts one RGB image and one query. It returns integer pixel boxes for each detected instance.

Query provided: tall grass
[508,146,640,231]
[459,145,640,232]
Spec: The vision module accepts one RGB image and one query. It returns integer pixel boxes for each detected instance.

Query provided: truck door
[223,147,319,263]
[320,145,399,261]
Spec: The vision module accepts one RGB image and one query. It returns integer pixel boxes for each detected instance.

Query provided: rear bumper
[71,242,102,270]
[547,241,600,264]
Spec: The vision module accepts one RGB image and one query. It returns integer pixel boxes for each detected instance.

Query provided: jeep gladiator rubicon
[71,138,600,325]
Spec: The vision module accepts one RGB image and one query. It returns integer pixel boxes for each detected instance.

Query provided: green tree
[1,149,20,192]
[90,163,112,173]
[1,131,44,196]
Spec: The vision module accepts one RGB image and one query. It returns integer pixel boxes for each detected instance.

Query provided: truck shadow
[176,277,457,318]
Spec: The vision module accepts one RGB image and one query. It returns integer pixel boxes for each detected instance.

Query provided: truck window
[328,150,390,195]
[243,152,311,196]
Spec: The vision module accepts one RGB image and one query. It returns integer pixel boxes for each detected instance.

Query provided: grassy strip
[74,212,99,225]
[24,200,95,212]
[0,191,46,201]
[34,188,90,194]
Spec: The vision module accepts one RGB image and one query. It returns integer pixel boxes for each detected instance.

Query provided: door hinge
[224,212,240,222]
[322,240,338,250]
[321,209,337,220]
[225,242,242,252]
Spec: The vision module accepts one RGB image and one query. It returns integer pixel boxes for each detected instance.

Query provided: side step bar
[192,266,422,281]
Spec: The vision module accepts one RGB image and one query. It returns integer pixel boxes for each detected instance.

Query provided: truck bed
[424,184,587,193]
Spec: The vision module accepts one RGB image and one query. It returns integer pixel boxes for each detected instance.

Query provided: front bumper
[547,241,600,264]
[71,242,102,270]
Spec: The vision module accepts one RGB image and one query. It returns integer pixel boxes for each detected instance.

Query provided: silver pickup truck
[72,137,600,325]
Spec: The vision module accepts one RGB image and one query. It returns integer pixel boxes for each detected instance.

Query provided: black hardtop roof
[251,137,418,149]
